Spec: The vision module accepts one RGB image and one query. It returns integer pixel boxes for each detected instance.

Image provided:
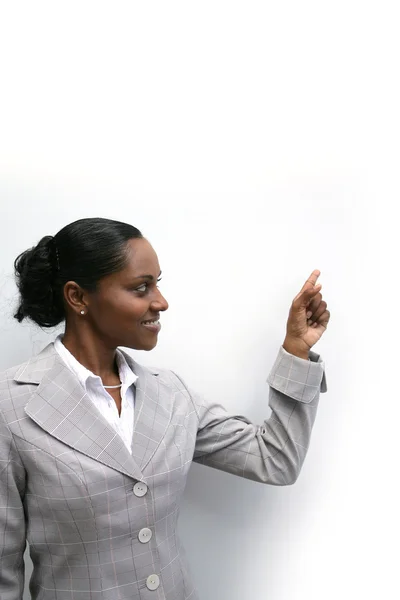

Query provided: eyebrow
[135,270,162,281]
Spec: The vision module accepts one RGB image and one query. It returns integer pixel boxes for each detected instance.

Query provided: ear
[63,281,89,315]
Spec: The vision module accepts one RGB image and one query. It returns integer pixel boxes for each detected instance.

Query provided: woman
[0,217,329,600]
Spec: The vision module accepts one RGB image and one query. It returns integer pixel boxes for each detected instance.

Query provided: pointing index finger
[302,269,321,291]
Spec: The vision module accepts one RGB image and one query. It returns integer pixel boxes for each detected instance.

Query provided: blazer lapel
[120,352,174,473]
[15,341,172,482]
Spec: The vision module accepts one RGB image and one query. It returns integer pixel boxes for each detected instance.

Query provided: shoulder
[0,358,40,422]
[0,359,30,394]
[0,360,27,383]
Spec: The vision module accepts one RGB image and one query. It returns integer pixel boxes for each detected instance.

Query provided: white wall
[0,2,397,599]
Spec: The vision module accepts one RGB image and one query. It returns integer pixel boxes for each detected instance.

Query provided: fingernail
[306,311,312,318]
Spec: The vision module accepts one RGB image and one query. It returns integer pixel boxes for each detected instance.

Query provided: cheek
[107,294,146,321]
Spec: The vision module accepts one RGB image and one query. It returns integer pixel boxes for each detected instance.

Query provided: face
[79,237,169,350]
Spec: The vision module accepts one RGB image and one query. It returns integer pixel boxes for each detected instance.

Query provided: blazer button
[146,574,160,590]
[133,482,148,497]
[138,527,153,543]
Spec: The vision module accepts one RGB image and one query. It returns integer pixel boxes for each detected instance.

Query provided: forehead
[121,237,160,276]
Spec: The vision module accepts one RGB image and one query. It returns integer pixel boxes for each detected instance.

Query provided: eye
[135,278,162,293]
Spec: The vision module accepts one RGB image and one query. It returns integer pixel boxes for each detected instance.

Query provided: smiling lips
[141,320,161,332]
[141,315,160,324]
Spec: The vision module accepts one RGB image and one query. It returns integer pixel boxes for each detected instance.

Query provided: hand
[283,269,330,356]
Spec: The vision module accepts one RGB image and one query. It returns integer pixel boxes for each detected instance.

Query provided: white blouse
[53,333,138,454]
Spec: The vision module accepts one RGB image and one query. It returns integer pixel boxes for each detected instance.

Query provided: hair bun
[13,235,63,326]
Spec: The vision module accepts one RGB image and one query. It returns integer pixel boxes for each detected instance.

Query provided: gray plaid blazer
[0,341,327,600]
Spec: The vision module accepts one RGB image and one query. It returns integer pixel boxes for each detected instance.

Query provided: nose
[151,288,169,312]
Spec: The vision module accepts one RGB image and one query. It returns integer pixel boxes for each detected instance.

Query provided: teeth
[143,320,159,325]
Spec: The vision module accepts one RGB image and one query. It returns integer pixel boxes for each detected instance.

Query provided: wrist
[282,338,310,360]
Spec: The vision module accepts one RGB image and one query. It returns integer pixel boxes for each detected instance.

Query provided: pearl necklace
[103,383,123,388]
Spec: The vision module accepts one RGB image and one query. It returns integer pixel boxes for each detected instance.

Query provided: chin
[138,341,157,351]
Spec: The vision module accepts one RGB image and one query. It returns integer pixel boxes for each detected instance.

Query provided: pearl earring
[80,310,85,315]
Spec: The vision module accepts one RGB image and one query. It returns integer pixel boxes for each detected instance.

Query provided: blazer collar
[14,342,173,483]
[13,340,160,383]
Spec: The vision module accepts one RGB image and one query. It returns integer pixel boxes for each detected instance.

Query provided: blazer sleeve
[172,345,327,486]
[0,409,27,599]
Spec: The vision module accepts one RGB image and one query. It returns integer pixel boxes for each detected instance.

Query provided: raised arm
[176,269,330,485]
[173,344,327,484]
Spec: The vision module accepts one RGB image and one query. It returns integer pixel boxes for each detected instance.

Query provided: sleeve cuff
[266,345,328,403]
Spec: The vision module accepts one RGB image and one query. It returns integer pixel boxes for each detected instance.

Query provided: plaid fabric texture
[0,341,327,599]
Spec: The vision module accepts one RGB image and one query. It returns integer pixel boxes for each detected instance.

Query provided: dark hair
[13,217,143,327]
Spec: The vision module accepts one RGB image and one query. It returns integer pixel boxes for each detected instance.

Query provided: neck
[61,327,120,384]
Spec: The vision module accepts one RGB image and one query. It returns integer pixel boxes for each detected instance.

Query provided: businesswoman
[0,217,329,600]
